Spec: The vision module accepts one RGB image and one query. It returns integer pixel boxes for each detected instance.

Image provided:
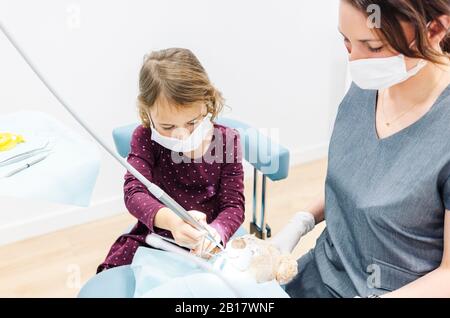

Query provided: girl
[273,0,450,298]
[98,48,245,272]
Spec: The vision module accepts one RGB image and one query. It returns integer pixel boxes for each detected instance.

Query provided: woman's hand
[269,193,325,253]
[270,211,316,254]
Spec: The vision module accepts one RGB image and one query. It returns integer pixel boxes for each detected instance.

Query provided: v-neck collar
[370,84,450,142]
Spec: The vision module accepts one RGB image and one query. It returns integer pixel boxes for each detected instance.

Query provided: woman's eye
[369,46,384,53]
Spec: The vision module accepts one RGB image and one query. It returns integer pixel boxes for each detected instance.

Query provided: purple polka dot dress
[97,124,245,273]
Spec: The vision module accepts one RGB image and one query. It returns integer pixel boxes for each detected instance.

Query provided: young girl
[97,48,245,273]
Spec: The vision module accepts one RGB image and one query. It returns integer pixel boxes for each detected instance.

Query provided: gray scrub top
[314,83,450,297]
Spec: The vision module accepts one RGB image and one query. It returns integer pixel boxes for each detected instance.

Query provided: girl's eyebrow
[186,114,203,124]
[159,114,203,126]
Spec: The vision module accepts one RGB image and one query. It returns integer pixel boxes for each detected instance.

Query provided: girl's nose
[172,127,191,140]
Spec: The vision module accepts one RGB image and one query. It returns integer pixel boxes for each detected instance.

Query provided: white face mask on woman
[349,54,428,90]
[147,113,213,153]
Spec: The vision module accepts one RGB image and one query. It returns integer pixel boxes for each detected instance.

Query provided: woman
[272,0,450,297]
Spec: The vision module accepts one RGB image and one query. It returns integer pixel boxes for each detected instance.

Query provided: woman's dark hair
[345,0,449,63]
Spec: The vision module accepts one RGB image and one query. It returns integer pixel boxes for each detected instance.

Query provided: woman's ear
[428,15,450,49]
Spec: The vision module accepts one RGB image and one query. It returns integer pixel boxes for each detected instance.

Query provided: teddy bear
[215,234,298,285]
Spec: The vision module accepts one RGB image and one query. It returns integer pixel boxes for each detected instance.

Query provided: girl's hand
[168,210,208,249]
[191,224,222,259]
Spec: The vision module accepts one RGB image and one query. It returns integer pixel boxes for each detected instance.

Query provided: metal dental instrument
[151,233,219,259]
[0,22,224,251]
[3,151,53,178]
[0,141,50,167]
[151,233,179,246]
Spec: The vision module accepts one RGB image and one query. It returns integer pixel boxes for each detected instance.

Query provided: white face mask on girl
[148,114,213,153]
[349,54,428,90]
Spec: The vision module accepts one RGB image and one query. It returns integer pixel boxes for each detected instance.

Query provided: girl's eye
[368,46,384,53]
[161,126,174,131]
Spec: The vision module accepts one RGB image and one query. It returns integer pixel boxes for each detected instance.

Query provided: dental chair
[77,117,290,298]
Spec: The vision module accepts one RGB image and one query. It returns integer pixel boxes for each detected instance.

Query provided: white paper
[0,110,100,206]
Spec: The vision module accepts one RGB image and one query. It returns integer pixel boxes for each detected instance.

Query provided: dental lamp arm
[0,22,222,250]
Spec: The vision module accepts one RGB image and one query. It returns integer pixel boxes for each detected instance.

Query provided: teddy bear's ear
[275,255,298,285]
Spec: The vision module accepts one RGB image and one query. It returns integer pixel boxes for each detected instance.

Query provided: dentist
[272,0,450,298]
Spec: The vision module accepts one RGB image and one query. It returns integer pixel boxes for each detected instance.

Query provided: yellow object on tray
[0,132,25,152]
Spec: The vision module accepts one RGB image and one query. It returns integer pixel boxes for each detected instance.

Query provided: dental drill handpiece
[146,185,225,251]
[0,22,224,252]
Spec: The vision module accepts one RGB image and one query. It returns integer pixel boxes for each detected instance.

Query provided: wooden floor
[0,159,327,298]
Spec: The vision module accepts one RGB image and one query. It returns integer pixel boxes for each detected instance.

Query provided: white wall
[0,0,348,245]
